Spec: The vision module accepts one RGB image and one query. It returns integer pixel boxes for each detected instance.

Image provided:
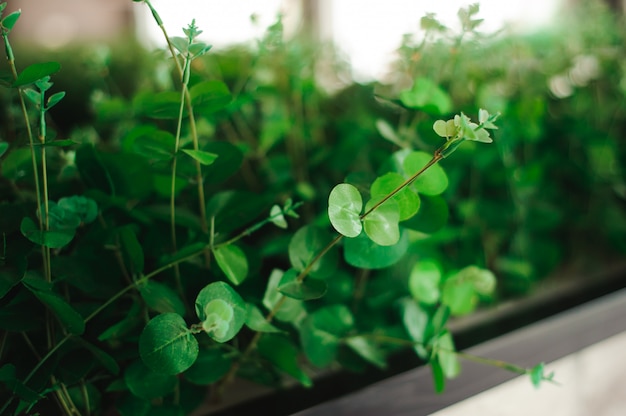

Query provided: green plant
[0,2,564,415]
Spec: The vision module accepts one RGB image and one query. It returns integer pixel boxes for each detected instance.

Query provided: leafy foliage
[9,0,623,413]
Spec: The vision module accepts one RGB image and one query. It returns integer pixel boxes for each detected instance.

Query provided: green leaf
[441,280,476,316]
[258,334,312,387]
[300,305,354,367]
[344,336,387,369]
[46,91,65,109]
[195,281,246,343]
[190,80,231,114]
[262,269,306,323]
[1,10,21,32]
[0,364,44,405]
[0,147,30,180]
[363,198,400,246]
[403,151,448,196]
[118,226,144,276]
[277,268,327,300]
[344,229,409,269]
[399,77,452,115]
[57,195,98,224]
[132,130,174,161]
[0,141,8,158]
[376,119,403,146]
[529,362,553,388]
[213,244,248,285]
[288,226,337,279]
[400,298,430,359]
[430,359,446,393]
[370,172,420,221]
[20,217,75,248]
[124,360,178,399]
[74,338,120,375]
[170,37,188,55]
[0,256,26,299]
[139,281,186,316]
[328,183,363,238]
[134,91,184,119]
[244,303,283,333]
[181,149,218,166]
[139,313,199,375]
[435,331,460,379]
[269,205,287,229]
[13,62,61,87]
[22,273,85,334]
[408,260,442,305]
[433,119,457,138]
[184,348,232,385]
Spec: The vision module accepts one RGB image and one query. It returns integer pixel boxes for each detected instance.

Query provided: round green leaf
[409,260,442,305]
[20,217,75,249]
[277,268,327,300]
[213,245,248,285]
[201,142,244,185]
[57,196,98,224]
[433,119,457,138]
[194,282,246,343]
[344,229,409,269]
[328,183,363,238]
[370,173,420,221]
[403,151,448,196]
[288,226,337,279]
[139,313,199,375]
[124,360,178,399]
[442,281,476,316]
[184,348,232,385]
[363,199,400,246]
[244,303,283,333]
[345,336,387,369]
[13,61,61,87]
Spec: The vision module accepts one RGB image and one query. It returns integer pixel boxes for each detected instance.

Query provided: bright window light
[136,0,562,81]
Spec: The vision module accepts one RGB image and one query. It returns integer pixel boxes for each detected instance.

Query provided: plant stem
[143,0,211,266]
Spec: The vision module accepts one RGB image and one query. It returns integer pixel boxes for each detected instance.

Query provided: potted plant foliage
[1,1,624,415]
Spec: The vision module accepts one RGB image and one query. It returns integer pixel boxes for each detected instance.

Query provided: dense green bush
[3,1,623,414]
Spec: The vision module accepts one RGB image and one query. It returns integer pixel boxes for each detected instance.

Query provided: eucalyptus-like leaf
[300,305,354,367]
[213,244,248,285]
[258,334,312,387]
[433,119,457,138]
[57,195,98,224]
[288,226,337,278]
[370,172,420,221]
[403,151,448,196]
[277,268,327,300]
[344,229,409,269]
[400,298,430,359]
[363,198,400,246]
[408,260,442,305]
[244,303,283,333]
[169,36,189,55]
[190,80,232,114]
[195,281,247,342]
[345,336,387,369]
[138,281,186,316]
[139,313,198,375]
[20,217,75,249]
[328,183,363,238]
